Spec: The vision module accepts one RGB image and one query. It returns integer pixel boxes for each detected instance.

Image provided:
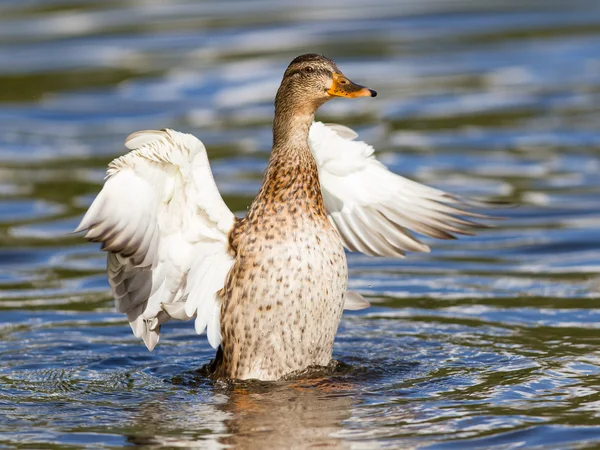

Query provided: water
[1,0,599,448]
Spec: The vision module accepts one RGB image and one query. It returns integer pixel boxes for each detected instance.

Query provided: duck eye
[304,66,314,73]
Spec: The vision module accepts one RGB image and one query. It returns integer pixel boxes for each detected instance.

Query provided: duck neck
[271,89,316,157]
[247,88,326,219]
[267,85,320,173]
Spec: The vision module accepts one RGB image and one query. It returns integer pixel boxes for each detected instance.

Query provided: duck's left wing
[309,121,495,257]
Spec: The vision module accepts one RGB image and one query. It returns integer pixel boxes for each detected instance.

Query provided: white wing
[76,129,235,350]
[309,121,496,257]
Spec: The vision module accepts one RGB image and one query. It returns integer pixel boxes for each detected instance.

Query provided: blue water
[1,1,600,448]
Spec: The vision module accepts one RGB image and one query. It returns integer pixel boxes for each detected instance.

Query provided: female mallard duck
[77,54,493,381]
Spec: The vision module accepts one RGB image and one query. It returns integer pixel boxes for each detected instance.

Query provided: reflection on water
[1,0,600,448]
[220,383,352,449]
[125,375,356,449]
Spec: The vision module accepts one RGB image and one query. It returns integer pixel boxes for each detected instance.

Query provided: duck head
[276,54,376,113]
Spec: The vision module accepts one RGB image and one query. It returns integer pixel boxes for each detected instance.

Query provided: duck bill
[327,72,377,98]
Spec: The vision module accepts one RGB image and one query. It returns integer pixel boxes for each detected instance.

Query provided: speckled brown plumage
[212,55,350,380]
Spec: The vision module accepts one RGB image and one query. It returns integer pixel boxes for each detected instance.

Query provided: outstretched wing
[76,129,235,350]
[309,121,497,257]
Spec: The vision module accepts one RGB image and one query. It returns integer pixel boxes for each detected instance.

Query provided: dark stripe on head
[289,53,333,65]
[288,53,337,69]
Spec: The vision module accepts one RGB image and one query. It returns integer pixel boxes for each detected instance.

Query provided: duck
[76,54,494,381]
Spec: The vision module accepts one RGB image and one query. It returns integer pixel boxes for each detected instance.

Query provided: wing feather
[77,129,235,350]
[343,291,370,310]
[309,121,499,257]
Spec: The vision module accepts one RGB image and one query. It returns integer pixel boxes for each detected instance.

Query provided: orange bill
[327,72,377,98]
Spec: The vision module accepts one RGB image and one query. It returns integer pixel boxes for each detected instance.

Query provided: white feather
[309,121,493,257]
[343,291,370,310]
[76,129,235,350]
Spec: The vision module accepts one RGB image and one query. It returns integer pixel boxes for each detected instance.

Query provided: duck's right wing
[75,129,236,351]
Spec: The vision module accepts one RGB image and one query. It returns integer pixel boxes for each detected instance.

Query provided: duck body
[76,54,496,381]
[217,183,347,380]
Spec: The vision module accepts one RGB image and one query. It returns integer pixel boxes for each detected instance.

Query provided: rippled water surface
[1,1,600,448]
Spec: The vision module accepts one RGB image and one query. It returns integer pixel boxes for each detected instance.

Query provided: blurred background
[1,0,600,448]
